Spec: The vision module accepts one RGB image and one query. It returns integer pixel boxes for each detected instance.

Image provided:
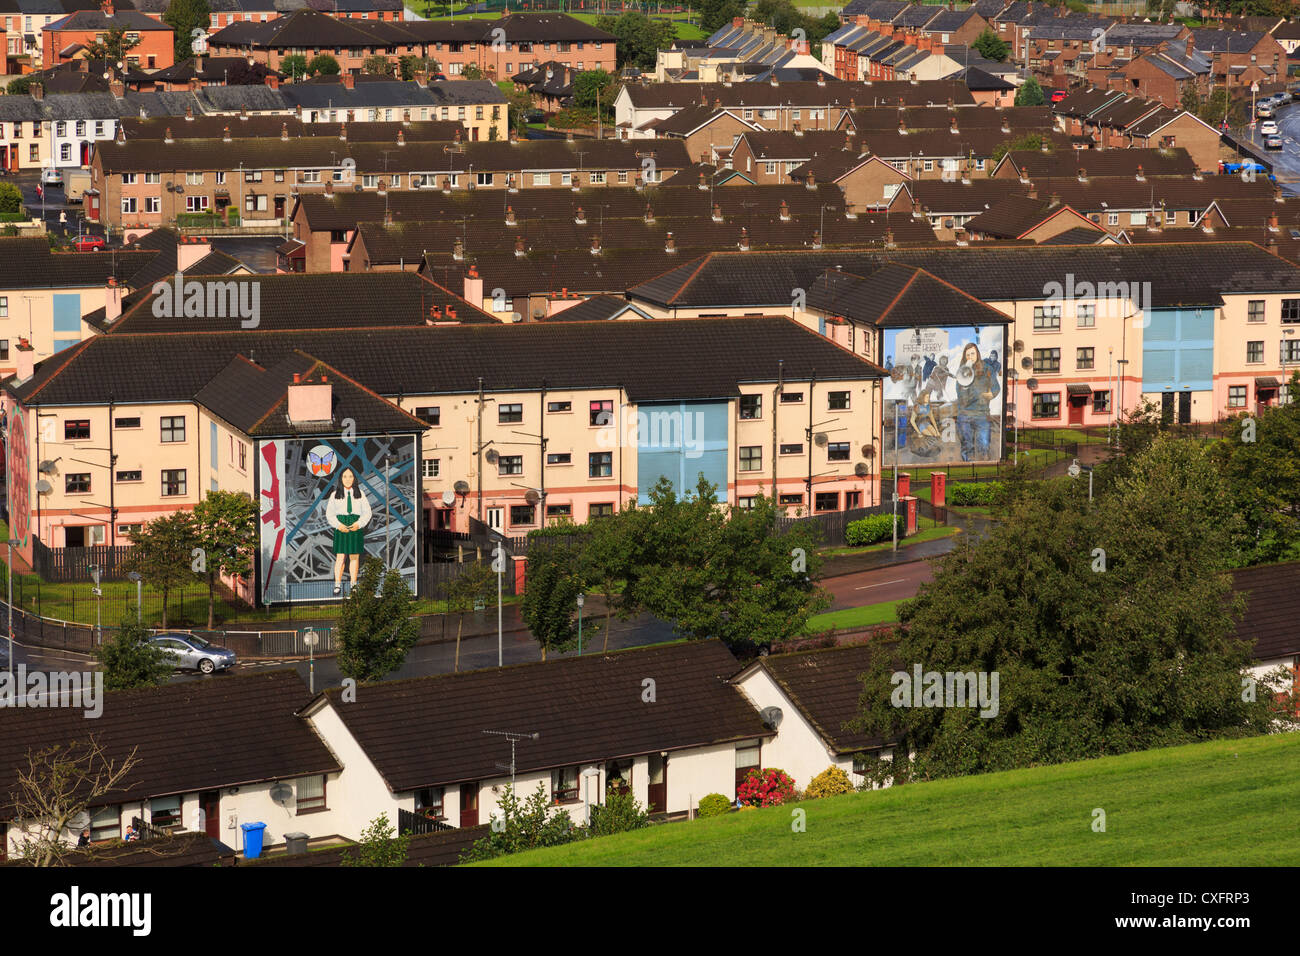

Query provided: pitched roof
[805,261,1014,328]
[964,195,1092,239]
[994,146,1196,179]
[621,78,975,110]
[4,831,234,868]
[0,237,157,290]
[0,670,338,818]
[306,641,768,792]
[1234,561,1300,661]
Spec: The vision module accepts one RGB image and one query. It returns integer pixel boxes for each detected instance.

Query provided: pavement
[1239,100,1300,191]
[5,170,101,238]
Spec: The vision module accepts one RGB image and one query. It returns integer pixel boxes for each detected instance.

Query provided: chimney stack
[590,235,602,255]
[712,202,723,222]
[505,205,516,226]
[779,199,790,221]
[164,127,173,143]
[665,232,676,253]
[575,206,586,224]
[223,125,231,142]
[515,236,526,257]
[453,237,465,260]
[738,226,750,251]
[287,376,332,425]
[14,340,34,383]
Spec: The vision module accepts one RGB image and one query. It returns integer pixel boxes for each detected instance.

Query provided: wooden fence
[30,537,136,582]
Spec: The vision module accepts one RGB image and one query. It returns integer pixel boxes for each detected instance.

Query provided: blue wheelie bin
[241,822,267,859]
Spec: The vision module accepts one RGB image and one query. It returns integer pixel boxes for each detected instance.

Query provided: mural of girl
[955,342,999,462]
[325,467,373,595]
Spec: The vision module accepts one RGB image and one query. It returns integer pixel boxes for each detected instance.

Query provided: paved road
[822,559,935,610]
[1240,101,1300,192]
[5,170,102,238]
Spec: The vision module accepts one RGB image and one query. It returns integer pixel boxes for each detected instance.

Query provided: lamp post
[1068,459,1093,502]
[576,592,584,655]
[303,627,319,694]
[89,564,102,646]
[127,571,142,623]
[891,402,900,552]
[1116,358,1130,445]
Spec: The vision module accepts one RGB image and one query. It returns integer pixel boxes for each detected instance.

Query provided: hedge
[845,513,900,546]
[696,793,732,818]
[949,481,1006,506]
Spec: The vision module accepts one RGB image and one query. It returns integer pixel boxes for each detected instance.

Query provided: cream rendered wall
[664,742,738,813]
[0,285,107,374]
[734,668,850,790]
[305,700,405,841]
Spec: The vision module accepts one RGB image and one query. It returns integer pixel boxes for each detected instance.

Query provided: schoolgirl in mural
[325,467,373,595]
[955,342,1000,462]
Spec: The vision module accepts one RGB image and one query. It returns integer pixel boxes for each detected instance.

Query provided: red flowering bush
[736,768,797,808]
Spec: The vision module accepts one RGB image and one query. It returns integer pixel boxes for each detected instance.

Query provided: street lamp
[1068,459,1093,502]
[127,571,142,623]
[576,592,585,655]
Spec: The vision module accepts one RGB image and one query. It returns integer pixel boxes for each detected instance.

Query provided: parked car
[1257,104,1274,118]
[1261,120,1279,135]
[72,234,105,251]
[1050,89,1068,103]
[1266,134,1284,150]
[40,167,62,186]
[149,632,237,674]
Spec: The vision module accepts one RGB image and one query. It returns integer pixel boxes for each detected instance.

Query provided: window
[1076,347,1094,370]
[1033,305,1061,331]
[498,403,522,424]
[185,196,209,212]
[0,340,6,361]
[296,775,327,812]
[589,502,614,518]
[149,795,181,828]
[547,401,571,413]
[1077,304,1095,328]
[64,420,90,440]
[1228,385,1247,408]
[532,172,550,187]
[546,453,572,465]
[114,416,140,429]
[275,170,285,182]
[65,474,91,494]
[1092,390,1110,413]
[739,394,761,419]
[551,767,580,803]
[59,144,70,163]
[476,172,494,187]
[144,172,160,184]
[121,197,136,214]
[1283,299,1300,323]
[422,459,440,478]
[779,443,802,455]
[561,172,572,186]
[618,171,628,184]
[590,171,605,185]
[827,390,850,410]
[589,452,612,478]
[415,786,445,818]
[161,469,187,496]
[90,805,120,842]
[497,455,523,476]
[302,170,321,183]
[778,493,803,506]
[1032,348,1061,374]
[245,194,268,213]
[1284,340,1300,363]
[827,442,850,461]
[414,405,440,426]
[780,391,804,403]
[1248,300,1265,323]
[739,446,762,471]
[510,504,535,526]
[28,145,37,162]
[589,400,613,426]
[736,496,756,510]
[243,169,263,183]
[546,503,572,522]
[1247,340,1264,364]
[115,470,142,483]
[1031,392,1061,419]
[815,491,839,512]
[145,197,160,213]
[186,172,203,185]
[735,742,761,787]
[1107,211,1119,226]
[160,416,185,442]
[55,121,66,137]
[0,298,5,317]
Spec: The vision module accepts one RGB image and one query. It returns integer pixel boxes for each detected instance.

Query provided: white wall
[735,668,847,790]
[665,742,737,814]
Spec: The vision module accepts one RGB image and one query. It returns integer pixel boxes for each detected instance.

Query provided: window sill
[295,805,329,816]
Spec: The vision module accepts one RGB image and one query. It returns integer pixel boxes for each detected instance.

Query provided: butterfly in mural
[307,447,336,477]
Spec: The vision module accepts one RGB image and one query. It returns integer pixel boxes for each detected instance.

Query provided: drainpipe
[107,394,116,548]
[771,360,783,500]
[476,376,484,522]
[538,379,547,518]
[617,384,625,511]
[806,370,816,507]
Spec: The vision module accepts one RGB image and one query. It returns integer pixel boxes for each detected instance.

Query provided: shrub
[736,768,797,808]
[949,481,1005,506]
[588,788,650,836]
[806,766,854,799]
[845,513,900,546]
[697,793,732,818]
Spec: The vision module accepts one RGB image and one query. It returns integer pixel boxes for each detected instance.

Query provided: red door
[1068,395,1086,426]
[460,783,478,827]
[200,790,219,839]
[647,754,667,813]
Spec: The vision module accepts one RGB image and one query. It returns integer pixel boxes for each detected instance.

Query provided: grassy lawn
[475,733,1300,866]
[819,524,958,557]
[420,7,706,40]
[803,599,903,632]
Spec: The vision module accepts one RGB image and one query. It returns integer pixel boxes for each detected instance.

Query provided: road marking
[855,578,906,590]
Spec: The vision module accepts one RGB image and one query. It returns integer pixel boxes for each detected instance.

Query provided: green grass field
[819,524,958,557]
[475,733,1300,866]
[803,599,904,631]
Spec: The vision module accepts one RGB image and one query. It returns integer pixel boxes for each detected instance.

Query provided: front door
[486,507,503,532]
[1178,390,1192,424]
[274,195,285,218]
[1160,392,1174,425]
[1068,395,1086,425]
[460,783,478,827]
[647,753,667,813]
[200,790,219,839]
[64,526,85,548]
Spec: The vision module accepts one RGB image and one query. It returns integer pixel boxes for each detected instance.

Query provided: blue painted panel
[210,422,219,470]
[53,339,79,353]
[52,294,81,334]
[636,401,729,504]
[1141,308,1214,393]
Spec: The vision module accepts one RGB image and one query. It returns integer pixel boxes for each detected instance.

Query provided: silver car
[150,633,237,674]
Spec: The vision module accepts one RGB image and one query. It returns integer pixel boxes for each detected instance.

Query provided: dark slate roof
[0,670,338,817]
[1232,561,1300,661]
[1190,27,1270,53]
[962,66,1015,91]
[1040,225,1110,245]
[747,643,891,754]
[3,832,235,868]
[630,242,1300,309]
[846,104,1054,131]
[0,238,157,290]
[45,8,169,30]
[805,262,1013,328]
[995,146,1196,178]
[120,114,462,142]
[308,641,767,792]
[965,195,1081,239]
[9,315,884,408]
[542,294,651,322]
[622,79,975,110]
[234,824,489,867]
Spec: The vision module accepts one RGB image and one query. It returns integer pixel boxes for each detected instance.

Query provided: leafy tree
[850,434,1294,782]
[460,782,579,862]
[595,12,677,71]
[336,557,420,682]
[363,54,394,75]
[1180,85,1202,116]
[992,131,1047,164]
[1146,0,1178,18]
[521,539,583,660]
[307,53,341,77]
[572,69,617,120]
[0,181,22,215]
[123,511,199,628]
[973,27,1009,63]
[462,63,484,81]
[84,26,141,62]
[588,787,650,836]
[1015,76,1045,107]
[5,76,32,95]
[445,560,494,672]
[581,514,637,651]
[502,83,535,132]
[399,55,440,81]
[279,54,309,82]
[95,617,172,690]
[341,812,409,867]
[191,490,258,629]
[163,0,212,62]
[697,0,746,34]
[224,59,274,85]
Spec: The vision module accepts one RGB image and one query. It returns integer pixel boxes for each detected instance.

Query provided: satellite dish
[861,443,876,459]
[269,782,293,806]
[37,460,57,474]
[1026,378,1040,390]
[524,488,540,504]
[1021,356,1033,370]
[484,448,499,464]
[453,480,470,495]
[1007,369,1018,380]
[1013,339,1025,353]
[759,705,784,729]
[511,311,523,323]
[441,489,456,506]
[854,462,870,477]
[813,432,828,447]
[35,479,52,494]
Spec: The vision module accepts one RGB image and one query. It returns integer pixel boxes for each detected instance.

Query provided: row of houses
[656,16,834,85]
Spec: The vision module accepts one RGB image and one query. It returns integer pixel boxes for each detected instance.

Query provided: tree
[363,54,394,75]
[279,54,309,82]
[341,812,409,867]
[5,76,32,95]
[850,434,1293,782]
[595,12,676,71]
[1180,85,1203,116]
[697,0,746,34]
[461,63,484,81]
[84,25,141,62]
[306,53,341,77]
[572,69,617,120]
[992,132,1047,164]
[224,59,274,85]
[581,515,636,652]
[95,618,172,690]
[191,490,258,629]
[0,181,22,215]
[588,787,650,836]
[459,782,579,862]
[972,27,1009,63]
[336,557,420,682]
[1015,76,1045,107]
[444,560,494,672]
[502,83,535,133]
[163,0,212,62]
[123,511,199,628]
[13,737,138,867]
[399,55,440,81]
[521,539,584,660]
